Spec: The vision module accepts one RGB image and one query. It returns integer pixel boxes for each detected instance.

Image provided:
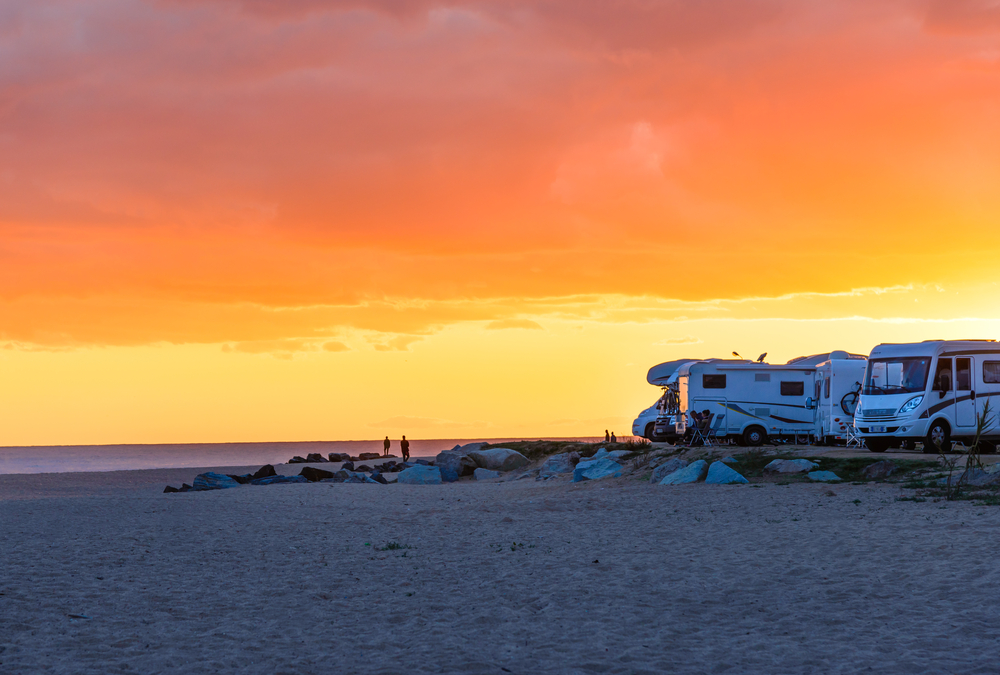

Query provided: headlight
[898,395,923,415]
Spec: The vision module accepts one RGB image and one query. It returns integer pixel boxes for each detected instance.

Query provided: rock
[475,468,502,480]
[371,472,389,485]
[862,460,898,480]
[299,467,335,482]
[397,465,442,485]
[288,455,308,464]
[939,468,1000,487]
[458,442,488,453]
[251,465,278,480]
[359,452,381,461]
[163,486,179,493]
[179,483,192,492]
[659,460,709,485]
[435,449,478,482]
[355,464,373,473]
[468,448,530,472]
[305,453,328,463]
[592,448,632,461]
[537,452,578,480]
[807,471,842,482]
[764,459,819,474]
[650,458,689,484]
[193,472,240,491]
[341,471,379,484]
[705,462,749,484]
[251,475,309,486]
[720,456,737,465]
[328,453,351,462]
[341,461,355,472]
[227,474,253,484]
[572,457,623,482]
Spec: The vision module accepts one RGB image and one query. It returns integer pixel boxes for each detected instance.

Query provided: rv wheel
[925,421,951,454]
[743,426,767,447]
[866,439,890,453]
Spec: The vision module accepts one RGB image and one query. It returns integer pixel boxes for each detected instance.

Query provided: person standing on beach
[383,436,391,457]
[605,430,610,442]
[400,435,410,461]
[610,431,617,443]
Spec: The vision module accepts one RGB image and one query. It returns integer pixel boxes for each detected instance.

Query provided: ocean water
[0,437,602,475]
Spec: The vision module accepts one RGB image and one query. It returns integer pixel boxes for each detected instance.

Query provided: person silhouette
[610,431,617,443]
[605,429,610,442]
[400,435,410,462]
[383,436,391,457]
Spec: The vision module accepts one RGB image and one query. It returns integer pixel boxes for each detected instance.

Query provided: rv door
[955,357,976,429]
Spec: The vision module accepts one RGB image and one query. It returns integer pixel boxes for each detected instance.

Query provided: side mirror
[939,390,946,399]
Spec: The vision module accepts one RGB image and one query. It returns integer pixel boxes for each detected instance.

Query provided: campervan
[663,358,819,446]
[855,340,1000,453]
[812,352,867,444]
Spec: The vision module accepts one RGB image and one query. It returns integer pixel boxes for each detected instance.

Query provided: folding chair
[846,424,865,449]
[689,413,714,447]
[706,414,726,446]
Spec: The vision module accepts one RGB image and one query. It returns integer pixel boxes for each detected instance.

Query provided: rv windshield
[864,358,930,395]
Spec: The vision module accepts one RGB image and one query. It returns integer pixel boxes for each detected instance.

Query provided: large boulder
[250,474,309,486]
[359,452,381,461]
[807,471,842,482]
[397,465,443,485]
[328,453,351,463]
[572,457,623,482]
[305,453,328,463]
[764,459,819,475]
[193,472,240,491]
[250,464,278,480]
[659,460,708,485]
[650,457,689,484]
[939,468,1000,487]
[468,448,530,472]
[435,449,478,483]
[474,468,501,480]
[705,462,749,485]
[538,452,579,480]
[287,456,308,464]
[862,460,898,480]
[591,447,632,462]
[300,467,335,482]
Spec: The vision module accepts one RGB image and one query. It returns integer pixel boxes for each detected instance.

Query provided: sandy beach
[3,459,1000,674]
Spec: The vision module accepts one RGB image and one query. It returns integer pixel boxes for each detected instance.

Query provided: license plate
[870,426,887,433]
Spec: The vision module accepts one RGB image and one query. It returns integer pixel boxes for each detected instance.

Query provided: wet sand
[2,465,999,673]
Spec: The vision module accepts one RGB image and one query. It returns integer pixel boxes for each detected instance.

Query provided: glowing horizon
[2,0,1000,445]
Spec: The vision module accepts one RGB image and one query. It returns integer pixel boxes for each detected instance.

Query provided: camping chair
[706,414,726,446]
[690,412,714,447]
[846,423,865,449]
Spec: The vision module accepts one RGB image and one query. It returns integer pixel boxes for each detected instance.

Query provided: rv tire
[866,439,890,453]
[925,421,951,454]
[644,422,655,441]
[743,426,767,447]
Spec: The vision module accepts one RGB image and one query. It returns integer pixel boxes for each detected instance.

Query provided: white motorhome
[810,352,868,444]
[661,358,819,446]
[855,340,1000,453]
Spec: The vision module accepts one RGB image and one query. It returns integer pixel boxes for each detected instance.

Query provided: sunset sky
[2,0,1000,445]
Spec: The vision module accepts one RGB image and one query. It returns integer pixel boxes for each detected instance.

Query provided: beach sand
[2,465,999,673]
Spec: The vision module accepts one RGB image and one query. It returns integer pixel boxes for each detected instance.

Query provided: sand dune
[2,467,999,673]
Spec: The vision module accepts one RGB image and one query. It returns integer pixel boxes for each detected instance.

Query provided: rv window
[864,358,930,395]
[985,361,1000,384]
[933,358,953,391]
[824,378,831,399]
[754,373,770,382]
[956,358,971,391]
[780,381,804,396]
[703,374,726,389]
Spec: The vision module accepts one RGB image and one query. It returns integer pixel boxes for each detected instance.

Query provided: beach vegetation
[376,542,411,551]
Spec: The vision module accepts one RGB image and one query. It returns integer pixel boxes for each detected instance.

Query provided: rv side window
[824,378,830,399]
[984,361,1000,384]
[933,358,953,391]
[780,381,804,396]
[956,358,971,391]
[703,374,726,389]
[754,373,770,382]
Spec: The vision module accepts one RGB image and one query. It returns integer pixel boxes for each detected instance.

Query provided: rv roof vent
[755,373,770,382]
[829,350,849,360]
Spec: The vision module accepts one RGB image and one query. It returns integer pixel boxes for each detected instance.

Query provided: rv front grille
[862,409,896,418]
